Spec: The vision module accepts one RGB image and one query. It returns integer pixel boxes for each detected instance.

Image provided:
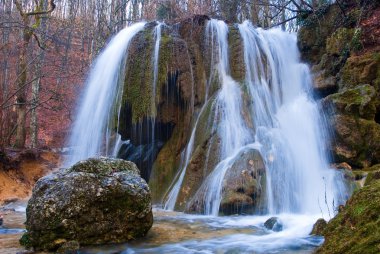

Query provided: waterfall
[238,21,347,214]
[65,17,348,218]
[180,19,347,216]
[200,20,253,215]
[65,23,145,167]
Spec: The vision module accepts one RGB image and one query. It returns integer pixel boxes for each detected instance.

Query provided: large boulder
[317,179,380,254]
[20,157,153,251]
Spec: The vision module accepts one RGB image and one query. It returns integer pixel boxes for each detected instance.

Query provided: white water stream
[65,22,146,167]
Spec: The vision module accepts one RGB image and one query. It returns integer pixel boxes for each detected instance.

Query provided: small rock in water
[264,217,283,232]
[310,218,327,235]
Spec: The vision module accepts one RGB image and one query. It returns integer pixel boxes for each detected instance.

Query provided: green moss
[228,25,245,82]
[19,232,32,248]
[340,52,380,89]
[156,33,174,104]
[317,179,380,254]
[326,28,355,56]
[123,28,155,123]
[328,84,377,120]
[68,157,139,176]
[149,121,183,203]
[365,170,380,186]
[311,219,327,235]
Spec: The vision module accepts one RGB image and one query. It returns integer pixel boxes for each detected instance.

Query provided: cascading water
[171,19,348,217]
[238,21,348,214]
[194,20,253,215]
[64,23,145,167]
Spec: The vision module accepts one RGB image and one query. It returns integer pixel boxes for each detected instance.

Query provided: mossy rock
[364,170,380,186]
[326,28,355,56]
[20,158,153,251]
[364,164,380,172]
[298,4,344,64]
[228,25,245,82]
[68,157,140,176]
[317,179,380,254]
[323,84,378,120]
[149,121,186,203]
[310,218,327,235]
[328,114,380,168]
[340,52,380,90]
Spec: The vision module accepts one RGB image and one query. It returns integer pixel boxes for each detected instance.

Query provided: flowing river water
[0,203,323,253]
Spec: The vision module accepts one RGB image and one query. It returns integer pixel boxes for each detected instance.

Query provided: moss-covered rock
[340,52,380,90]
[323,84,378,120]
[327,114,380,168]
[326,28,355,56]
[20,157,153,251]
[364,171,380,186]
[298,4,346,64]
[228,25,245,82]
[310,218,327,235]
[322,84,380,168]
[317,179,380,254]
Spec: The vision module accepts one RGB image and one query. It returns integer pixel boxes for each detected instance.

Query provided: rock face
[322,85,380,167]
[317,179,380,253]
[20,157,153,251]
[299,2,380,169]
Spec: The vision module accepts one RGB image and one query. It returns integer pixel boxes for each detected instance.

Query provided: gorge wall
[298,0,380,170]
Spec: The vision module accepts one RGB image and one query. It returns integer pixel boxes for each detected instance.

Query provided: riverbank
[0,150,60,204]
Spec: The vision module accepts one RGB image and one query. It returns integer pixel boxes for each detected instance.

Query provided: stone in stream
[19,157,153,251]
[264,217,283,232]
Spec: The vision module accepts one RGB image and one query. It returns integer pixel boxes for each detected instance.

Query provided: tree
[13,0,56,148]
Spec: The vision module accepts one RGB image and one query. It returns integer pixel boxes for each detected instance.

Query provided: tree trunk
[30,2,49,149]
[15,23,32,148]
[251,0,260,26]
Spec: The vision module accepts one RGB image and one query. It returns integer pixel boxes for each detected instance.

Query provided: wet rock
[264,217,283,232]
[220,149,266,215]
[20,157,153,251]
[317,179,380,253]
[310,218,327,235]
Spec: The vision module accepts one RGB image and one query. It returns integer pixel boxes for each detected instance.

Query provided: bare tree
[13,0,56,148]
